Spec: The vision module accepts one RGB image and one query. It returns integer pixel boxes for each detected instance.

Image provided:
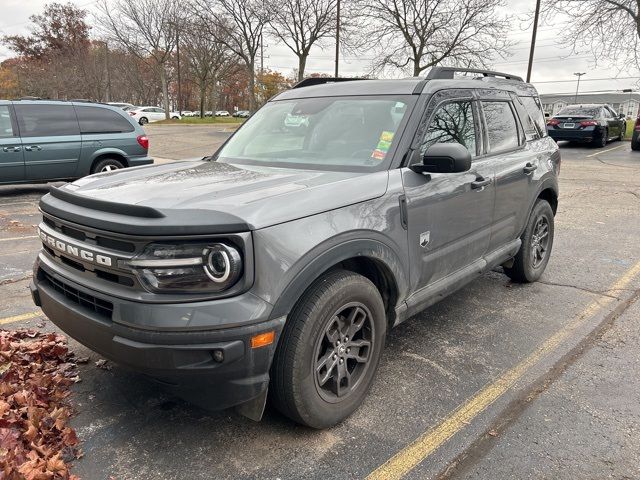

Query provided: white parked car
[128,106,182,125]
[215,110,230,117]
[108,102,135,110]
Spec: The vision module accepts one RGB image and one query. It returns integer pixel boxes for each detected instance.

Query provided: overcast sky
[1,0,638,95]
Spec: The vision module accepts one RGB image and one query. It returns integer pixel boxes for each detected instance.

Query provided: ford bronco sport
[31,68,560,429]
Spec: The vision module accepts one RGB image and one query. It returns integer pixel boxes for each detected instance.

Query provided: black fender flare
[269,235,409,320]
[518,174,559,238]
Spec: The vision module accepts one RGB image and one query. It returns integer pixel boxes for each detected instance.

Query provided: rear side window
[519,96,546,137]
[14,104,80,137]
[76,106,135,134]
[421,101,477,157]
[0,106,15,138]
[481,101,519,153]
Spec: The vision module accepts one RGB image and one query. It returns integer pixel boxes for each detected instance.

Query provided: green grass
[626,120,635,140]
[155,117,245,125]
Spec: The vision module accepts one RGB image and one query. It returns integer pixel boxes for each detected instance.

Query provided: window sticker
[371,131,395,160]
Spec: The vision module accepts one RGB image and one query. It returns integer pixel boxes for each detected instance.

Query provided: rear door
[14,103,82,181]
[0,104,24,182]
[401,89,496,290]
[478,93,533,251]
[604,106,622,138]
[74,105,138,175]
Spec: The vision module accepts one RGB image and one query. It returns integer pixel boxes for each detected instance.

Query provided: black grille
[42,271,113,319]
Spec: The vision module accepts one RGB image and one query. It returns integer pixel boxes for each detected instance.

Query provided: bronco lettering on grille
[38,228,113,267]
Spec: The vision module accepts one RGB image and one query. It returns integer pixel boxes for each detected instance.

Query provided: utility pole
[334,0,341,78]
[526,0,541,83]
[260,33,264,75]
[104,41,111,102]
[176,28,182,113]
[573,72,586,104]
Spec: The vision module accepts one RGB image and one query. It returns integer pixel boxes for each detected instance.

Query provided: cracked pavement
[1,133,639,479]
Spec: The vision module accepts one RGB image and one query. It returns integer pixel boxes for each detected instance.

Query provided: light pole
[573,72,586,104]
[334,0,341,78]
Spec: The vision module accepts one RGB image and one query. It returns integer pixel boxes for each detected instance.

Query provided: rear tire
[91,158,125,174]
[270,270,386,428]
[595,128,607,148]
[632,140,640,151]
[504,199,554,283]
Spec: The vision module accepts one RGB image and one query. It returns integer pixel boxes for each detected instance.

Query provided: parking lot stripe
[586,145,624,157]
[0,235,38,242]
[0,310,42,326]
[367,260,640,480]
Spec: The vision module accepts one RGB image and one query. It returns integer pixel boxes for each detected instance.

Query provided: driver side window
[420,101,477,157]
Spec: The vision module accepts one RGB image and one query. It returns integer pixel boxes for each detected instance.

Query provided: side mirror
[410,143,472,175]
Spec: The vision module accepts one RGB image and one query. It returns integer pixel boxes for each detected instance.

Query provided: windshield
[216,96,415,171]
[557,106,600,117]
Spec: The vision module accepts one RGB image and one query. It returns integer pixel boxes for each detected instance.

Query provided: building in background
[540,93,640,118]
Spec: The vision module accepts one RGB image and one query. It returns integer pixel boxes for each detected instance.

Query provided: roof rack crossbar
[292,77,368,89]
[426,67,523,82]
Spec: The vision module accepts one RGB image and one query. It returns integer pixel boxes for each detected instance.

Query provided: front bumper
[31,261,284,411]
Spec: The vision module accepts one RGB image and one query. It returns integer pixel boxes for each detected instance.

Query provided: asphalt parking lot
[1,134,639,479]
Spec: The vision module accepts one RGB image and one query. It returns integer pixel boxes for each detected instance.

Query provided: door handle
[471,177,492,190]
[2,146,21,152]
[24,145,42,152]
[523,163,538,174]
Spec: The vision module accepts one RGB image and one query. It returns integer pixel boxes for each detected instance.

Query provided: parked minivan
[0,100,153,186]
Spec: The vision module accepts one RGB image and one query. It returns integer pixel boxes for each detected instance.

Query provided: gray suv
[30,68,559,429]
[0,100,152,185]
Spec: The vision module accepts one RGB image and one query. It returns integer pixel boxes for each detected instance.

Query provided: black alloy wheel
[313,302,375,402]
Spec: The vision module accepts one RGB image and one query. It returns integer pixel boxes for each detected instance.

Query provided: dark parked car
[546,104,625,147]
[0,100,152,185]
[31,68,559,428]
[631,115,640,151]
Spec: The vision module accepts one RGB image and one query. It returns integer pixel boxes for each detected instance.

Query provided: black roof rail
[292,77,368,89]
[426,67,523,82]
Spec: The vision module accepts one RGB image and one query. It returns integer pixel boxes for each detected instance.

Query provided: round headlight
[203,243,242,284]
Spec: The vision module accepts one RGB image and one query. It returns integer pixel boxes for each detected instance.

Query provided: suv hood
[41,160,389,235]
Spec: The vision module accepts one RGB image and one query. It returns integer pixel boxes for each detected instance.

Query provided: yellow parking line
[586,145,623,157]
[0,311,42,326]
[0,235,39,242]
[367,260,640,480]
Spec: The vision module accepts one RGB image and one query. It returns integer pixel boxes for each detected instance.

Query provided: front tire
[504,199,554,283]
[270,270,386,428]
[139,117,148,125]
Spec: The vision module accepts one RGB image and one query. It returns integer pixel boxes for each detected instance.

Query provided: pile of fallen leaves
[0,330,81,480]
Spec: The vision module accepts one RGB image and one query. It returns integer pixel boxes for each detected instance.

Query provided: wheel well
[538,188,558,215]
[334,257,400,329]
[90,153,128,173]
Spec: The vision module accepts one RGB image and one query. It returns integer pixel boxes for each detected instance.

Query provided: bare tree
[541,1,640,70]
[194,0,270,111]
[182,21,236,117]
[267,0,337,81]
[357,0,512,77]
[96,0,181,118]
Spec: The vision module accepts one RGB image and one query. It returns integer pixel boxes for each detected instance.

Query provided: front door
[14,103,82,181]
[0,104,24,183]
[401,91,495,291]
